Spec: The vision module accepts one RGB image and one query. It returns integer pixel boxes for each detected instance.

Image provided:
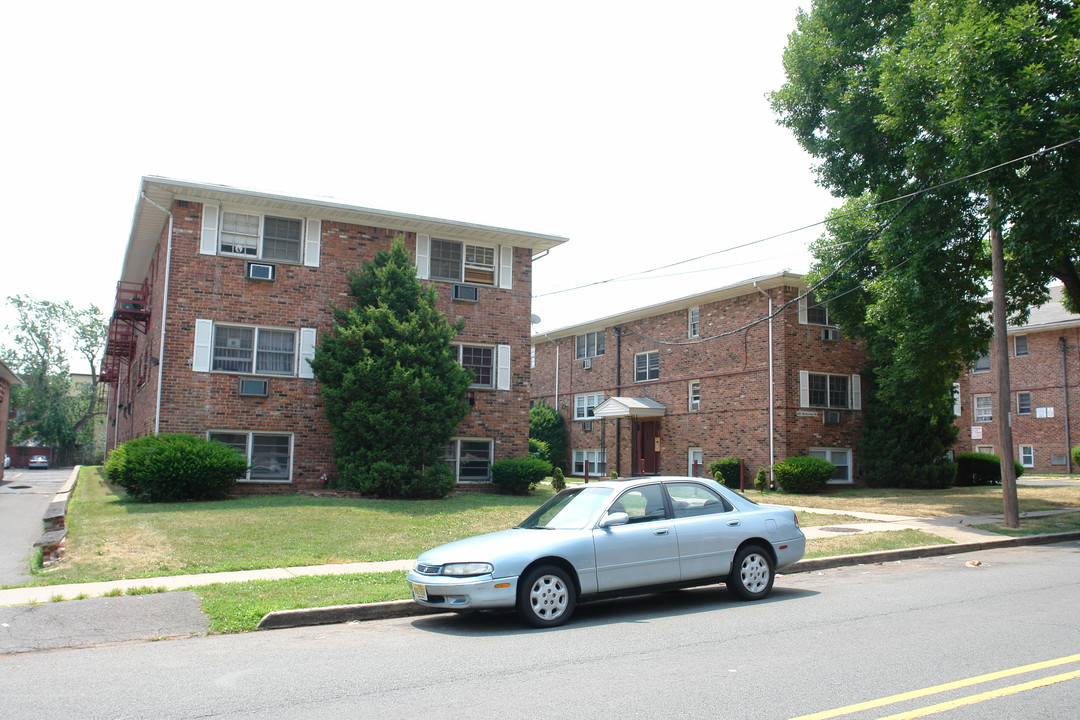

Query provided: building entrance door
[636,420,661,474]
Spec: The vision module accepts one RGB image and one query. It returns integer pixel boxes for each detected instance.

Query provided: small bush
[754,467,770,492]
[529,437,551,463]
[773,456,834,494]
[338,460,455,499]
[551,466,566,492]
[108,433,248,503]
[1072,444,1080,469]
[709,457,741,488]
[491,457,552,495]
[955,452,1025,487]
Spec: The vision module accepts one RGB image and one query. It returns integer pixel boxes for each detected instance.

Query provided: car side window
[614,485,668,523]
[667,482,733,518]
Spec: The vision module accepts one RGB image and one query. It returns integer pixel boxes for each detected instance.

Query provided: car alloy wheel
[517,565,575,628]
[726,544,775,601]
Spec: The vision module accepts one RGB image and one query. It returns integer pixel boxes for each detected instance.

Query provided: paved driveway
[0,466,72,586]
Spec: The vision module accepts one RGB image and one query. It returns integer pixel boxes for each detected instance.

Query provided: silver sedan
[407,476,805,628]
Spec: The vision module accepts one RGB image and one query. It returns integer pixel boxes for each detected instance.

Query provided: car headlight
[440,562,494,577]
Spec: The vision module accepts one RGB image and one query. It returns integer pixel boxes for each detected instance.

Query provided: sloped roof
[593,397,667,418]
[1010,286,1080,334]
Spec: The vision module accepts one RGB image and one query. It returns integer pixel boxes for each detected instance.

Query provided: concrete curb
[254,530,1080,630]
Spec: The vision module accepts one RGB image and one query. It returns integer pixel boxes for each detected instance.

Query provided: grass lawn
[974,510,1080,536]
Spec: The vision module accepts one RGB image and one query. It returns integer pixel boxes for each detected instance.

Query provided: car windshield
[518,487,614,530]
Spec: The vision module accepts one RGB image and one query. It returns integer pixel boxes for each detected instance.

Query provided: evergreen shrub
[551,466,566,492]
[954,453,1025,486]
[105,433,247,502]
[709,457,741,488]
[773,456,834,494]
[491,457,552,495]
[754,466,770,492]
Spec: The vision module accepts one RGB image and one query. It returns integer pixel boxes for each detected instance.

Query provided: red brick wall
[957,325,1080,473]
[532,284,866,481]
[107,199,534,490]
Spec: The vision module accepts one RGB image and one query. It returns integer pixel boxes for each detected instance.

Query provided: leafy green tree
[309,237,472,498]
[1,295,107,464]
[529,400,567,472]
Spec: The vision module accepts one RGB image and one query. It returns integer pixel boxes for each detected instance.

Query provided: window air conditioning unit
[583,420,593,431]
[823,410,841,425]
[821,327,840,342]
[246,262,276,281]
[238,377,269,397]
[582,358,593,370]
[452,284,479,302]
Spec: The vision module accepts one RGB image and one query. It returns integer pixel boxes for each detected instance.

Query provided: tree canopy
[308,237,473,498]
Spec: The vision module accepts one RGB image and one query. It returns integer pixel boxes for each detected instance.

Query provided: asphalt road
[0,466,70,586]
[2,541,1078,719]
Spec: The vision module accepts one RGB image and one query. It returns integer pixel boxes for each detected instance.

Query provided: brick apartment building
[1,360,21,481]
[956,285,1080,474]
[102,177,566,491]
[531,273,866,484]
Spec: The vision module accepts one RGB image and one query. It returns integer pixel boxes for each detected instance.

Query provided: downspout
[615,326,623,475]
[1061,336,1072,473]
[141,192,173,435]
[754,283,775,488]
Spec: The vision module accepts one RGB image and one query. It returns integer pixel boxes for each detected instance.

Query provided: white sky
[0,0,837,366]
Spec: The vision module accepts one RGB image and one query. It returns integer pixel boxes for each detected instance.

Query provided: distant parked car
[407,476,806,627]
[3,454,9,469]
[27,455,49,469]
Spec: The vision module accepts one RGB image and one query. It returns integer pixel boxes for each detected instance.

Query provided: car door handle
[653,528,670,536]
[727,520,741,527]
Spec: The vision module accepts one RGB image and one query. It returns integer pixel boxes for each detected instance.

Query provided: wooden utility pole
[989,193,1020,528]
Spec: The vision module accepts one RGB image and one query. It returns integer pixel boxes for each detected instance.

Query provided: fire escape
[100,282,151,385]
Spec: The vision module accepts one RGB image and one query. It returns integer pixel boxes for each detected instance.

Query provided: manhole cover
[9,485,32,489]
[820,526,861,533]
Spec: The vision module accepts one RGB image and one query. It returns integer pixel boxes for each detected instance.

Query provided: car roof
[573,476,720,490]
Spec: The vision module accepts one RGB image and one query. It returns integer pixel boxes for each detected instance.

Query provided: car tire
[516,565,576,628]
[726,544,775,601]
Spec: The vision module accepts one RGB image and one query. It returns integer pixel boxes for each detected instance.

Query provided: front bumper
[406,570,520,611]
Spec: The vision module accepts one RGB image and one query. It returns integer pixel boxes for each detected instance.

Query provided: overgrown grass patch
[191,572,410,633]
[803,529,954,559]
[974,511,1080,537]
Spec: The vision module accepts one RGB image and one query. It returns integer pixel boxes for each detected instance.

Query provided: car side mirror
[599,511,629,528]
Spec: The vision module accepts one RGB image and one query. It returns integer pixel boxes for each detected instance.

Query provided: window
[809,448,852,483]
[973,352,991,373]
[688,381,701,411]
[804,373,850,409]
[430,238,497,285]
[1019,444,1034,468]
[1017,391,1032,415]
[209,431,292,482]
[1014,335,1029,357]
[574,392,604,420]
[668,482,732,517]
[220,212,302,262]
[688,307,700,338]
[212,325,296,376]
[441,439,493,481]
[687,448,704,477]
[575,331,605,359]
[635,350,659,382]
[613,484,666,523]
[974,394,993,423]
[802,292,832,326]
[456,345,494,388]
[573,449,607,477]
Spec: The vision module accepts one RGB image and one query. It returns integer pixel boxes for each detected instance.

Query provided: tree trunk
[989,193,1019,528]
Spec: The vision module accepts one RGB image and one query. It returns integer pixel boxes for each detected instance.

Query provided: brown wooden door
[636,420,660,474]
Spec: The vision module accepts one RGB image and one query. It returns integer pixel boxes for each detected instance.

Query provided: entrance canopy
[593,397,666,418]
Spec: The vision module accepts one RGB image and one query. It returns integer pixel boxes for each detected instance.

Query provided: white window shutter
[497,344,511,390]
[304,219,321,267]
[499,245,513,289]
[415,234,430,279]
[200,204,219,255]
[797,296,808,325]
[799,370,809,407]
[953,382,962,416]
[298,328,317,378]
[193,319,213,372]
[851,373,862,410]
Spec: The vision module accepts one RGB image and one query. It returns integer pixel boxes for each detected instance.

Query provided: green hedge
[954,452,1025,487]
[491,457,552,495]
[773,456,834,494]
[105,433,248,503]
[708,457,741,488]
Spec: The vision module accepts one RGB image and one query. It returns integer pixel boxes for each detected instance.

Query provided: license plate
[411,583,428,601]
